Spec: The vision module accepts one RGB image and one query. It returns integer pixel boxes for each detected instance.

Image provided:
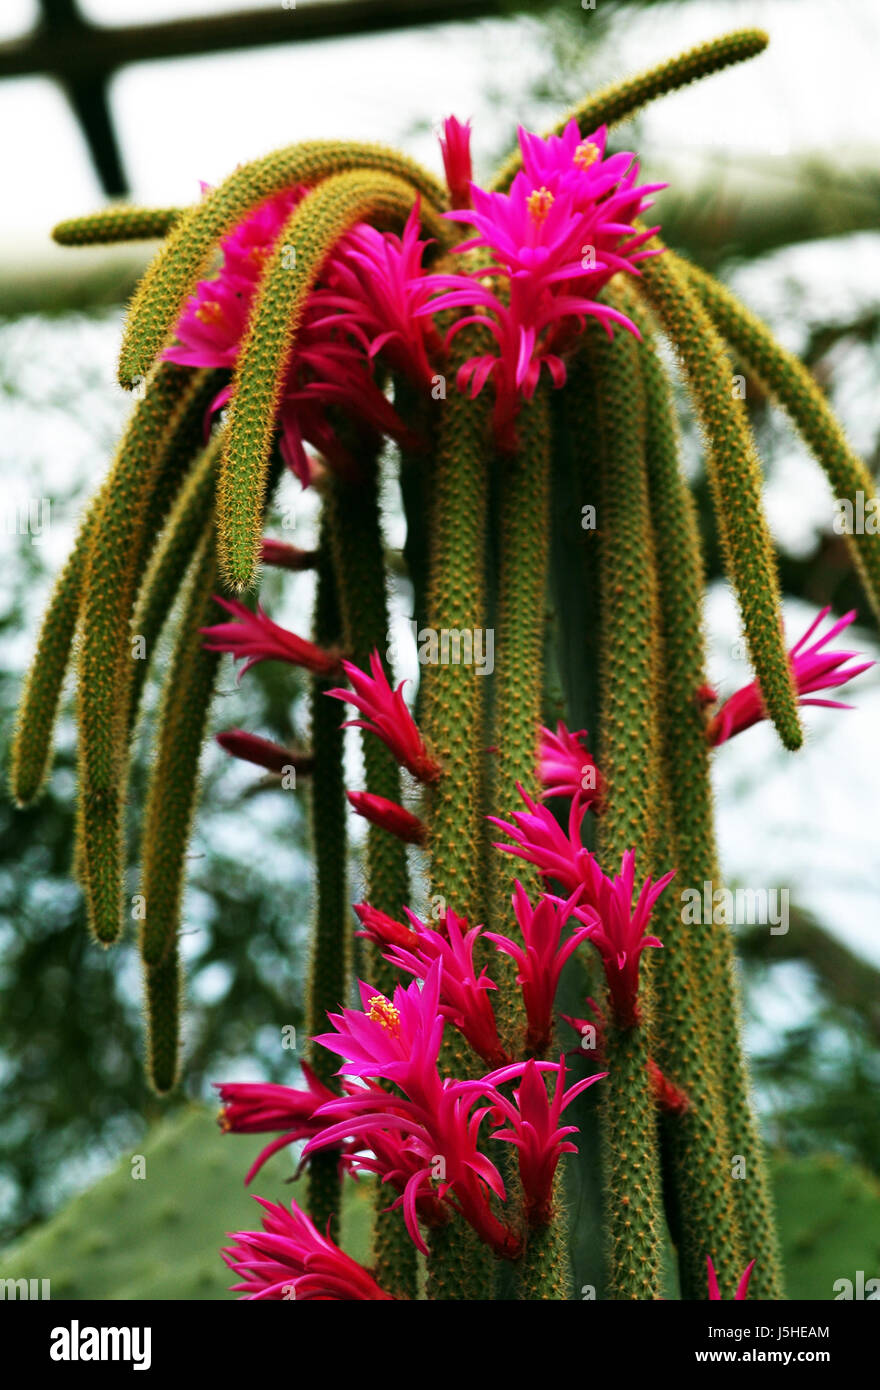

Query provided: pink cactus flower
[215,729,313,778]
[485,883,598,1054]
[326,648,441,783]
[477,1058,604,1225]
[215,1064,337,1184]
[707,1255,756,1301]
[200,597,341,679]
[538,720,603,809]
[388,906,508,1067]
[353,901,418,950]
[707,607,873,745]
[308,963,521,1257]
[346,789,427,845]
[490,782,592,895]
[312,964,445,1093]
[306,1077,520,1259]
[439,115,474,209]
[165,186,304,370]
[420,119,663,446]
[569,850,674,1029]
[308,204,442,390]
[223,1195,394,1299]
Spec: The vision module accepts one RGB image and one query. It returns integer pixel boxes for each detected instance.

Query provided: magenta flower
[570,850,674,1029]
[421,119,663,446]
[326,648,441,784]
[707,1255,756,1301]
[215,729,313,778]
[439,115,474,209]
[308,963,521,1257]
[478,1058,604,1225]
[485,883,597,1054]
[164,186,424,488]
[346,789,427,845]
[490,782,592,895]
[200,597,341,679]
[539,720,603,809]
[165,186,304,371]
[223,1195,394,1299]
[215,1064,337,1184]
[312,964,445,1094]
[386,906,507,1067]
[308,204,442,391]
[707,607,873,746]
[353,901,418,950]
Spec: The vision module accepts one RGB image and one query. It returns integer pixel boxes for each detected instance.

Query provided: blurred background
[1,0,879,1298]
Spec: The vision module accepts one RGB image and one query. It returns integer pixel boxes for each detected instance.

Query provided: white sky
[2,0,880,239]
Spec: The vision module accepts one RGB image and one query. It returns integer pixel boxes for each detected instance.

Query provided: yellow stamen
[368,995,401,1035]
[574,140,600,170]
[526,186,554,223]
[196,299,224,326]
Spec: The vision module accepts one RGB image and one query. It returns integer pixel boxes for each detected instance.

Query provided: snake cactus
[11,29,879,1302]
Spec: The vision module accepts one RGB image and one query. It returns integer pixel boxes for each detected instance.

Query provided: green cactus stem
[599,1021,664,1300]
[421,331,495,1301]
[217,170,445,592]
[586,318,665,1301]
[683,255,880,625]
[128,434,221,733]
[144,945,182,1097]
[616,285,745,1296]
[53,206,184,245]
[617,283,785,1299]
[637,240,804,752]
[10,488,102,808]
[304,513,349,1243]
[491,29,768,190]
[76,361,197,943]
[119,141,448,388]
[138,527,222,974]
[323,453,417,1299]
[488,389,551,1045]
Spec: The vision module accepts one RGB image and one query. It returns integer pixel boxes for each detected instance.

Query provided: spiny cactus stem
[490,29,769,190]
[421,328,494,1301]
[586,317,665,1301]
[599,1018,664,1300]
[304,513,348,1243]
[323,451,417,1300]
[217,169,444,593]
[619,283,785,1299]
[53,206,184,245]
[119,140,449,388]
[613,284,745,1296]
[636,239,803,752]
[488,388,551,1059]
[682,254,880,625]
